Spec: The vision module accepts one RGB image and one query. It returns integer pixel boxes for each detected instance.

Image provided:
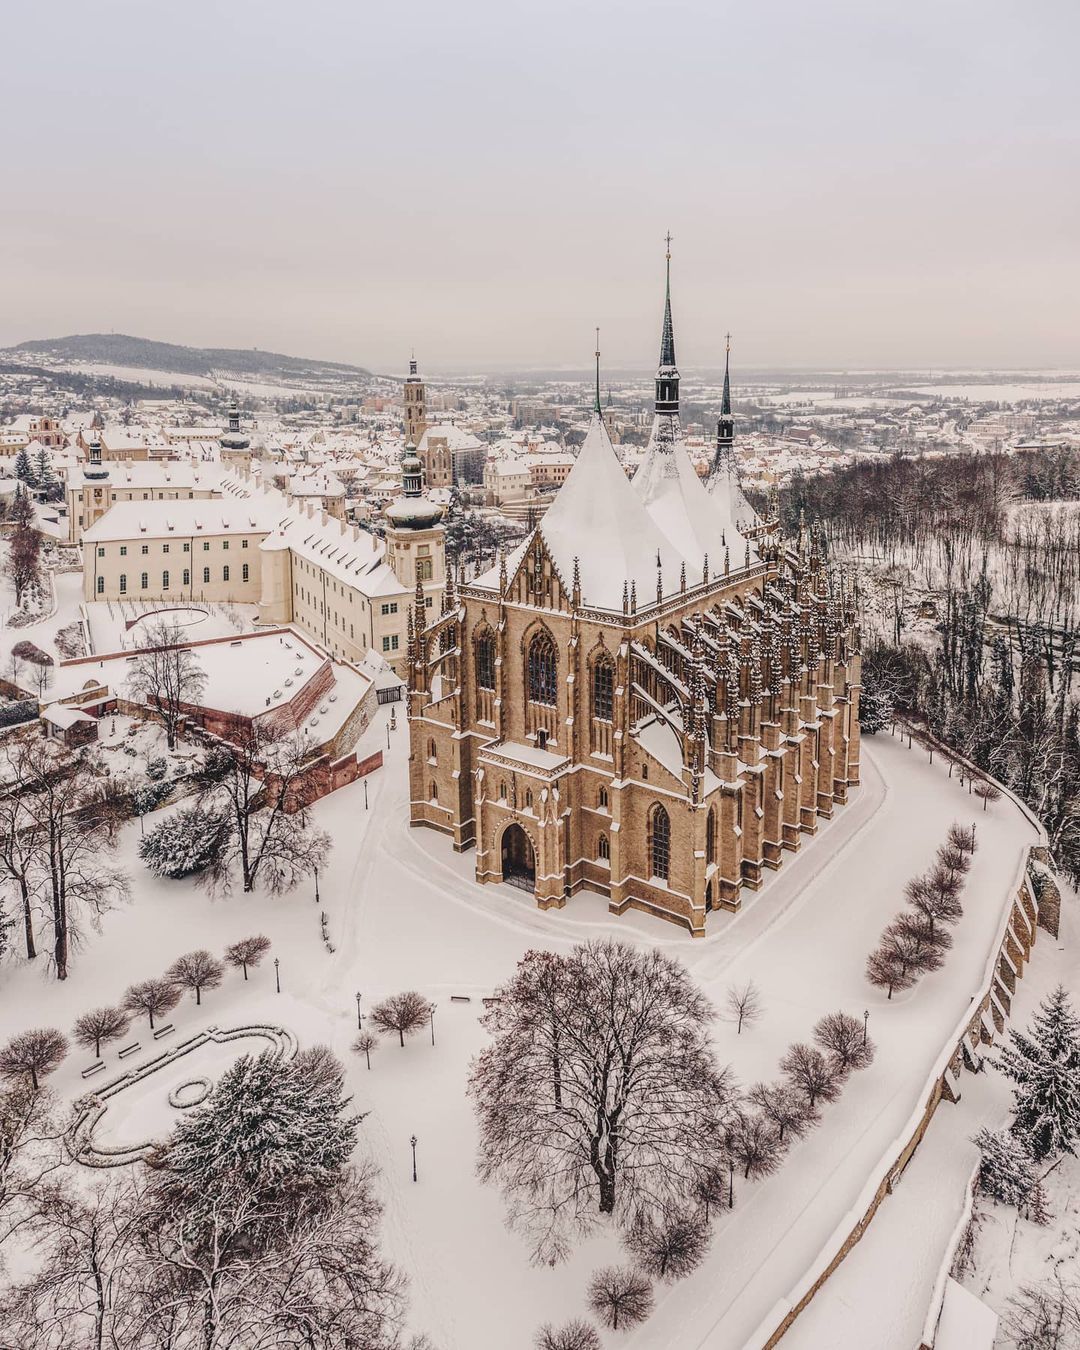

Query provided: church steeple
[593,328,602,417]
[715,332,735,466]
[654,233,680,417]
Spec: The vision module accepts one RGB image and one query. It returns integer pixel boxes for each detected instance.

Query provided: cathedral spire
[654,233,679,417]
[594,328,602,417]
[713,332,735,472]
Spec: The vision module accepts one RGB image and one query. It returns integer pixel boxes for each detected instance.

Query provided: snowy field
[0,708,1044,1350]
[84,598,259,654]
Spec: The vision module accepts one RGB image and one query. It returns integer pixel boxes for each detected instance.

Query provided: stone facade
[407,531,861,936]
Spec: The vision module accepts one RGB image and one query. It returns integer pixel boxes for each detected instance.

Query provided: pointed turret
[715,333,734,464]
[654,233,680,417]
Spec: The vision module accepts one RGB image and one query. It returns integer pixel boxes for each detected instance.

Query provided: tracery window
[476,631,496,690]
[592,656,614,721]
[527,631,557,706]
[650,805,671,882]
[706,807,716,865]
[598,832,610,861]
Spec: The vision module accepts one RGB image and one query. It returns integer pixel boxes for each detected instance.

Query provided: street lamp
[728,1157,735,1210]
[274,957,281,994]
[314,865,320,906]
[356,991,363,1030]
[410,1135,418,1183]
[863,1009,869,1048]
[430,1002,437,1046]
[364,778,369,810]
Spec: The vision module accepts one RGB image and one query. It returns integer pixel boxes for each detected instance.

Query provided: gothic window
[599,786,608,809]
[476,631,496,690]
[499,781,507,801]
[592,656,614,721]
[428,738,437,762]
[598,832,610,861]
[525,789,533,808]
[706,807,716,865]
[649,805,670,882]
[527,631,557,705]
[430,781,438,802]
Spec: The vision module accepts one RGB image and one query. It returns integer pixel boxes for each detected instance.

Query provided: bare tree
[534,1321,602,1350]
[624,1207,709,1282]
[905,873,963,938]
[223,933,271,980]
[123,620,207,751]
[0,1084,67,1246]
[166,950,225,1006]
[724,979,763,1035]
[470,941,738,1264]
[974,779,1003,811]
[727,1110,785,1179]
[196,716,331,895]
[587,1265,654,1331]
[813,1012,876,1076]
[746,1081,818,1143]
[354,1032,378,1070]
[370,992,432,1047]
[73,1006,131,1059]
[865,947,917,1000]
[0,1029,67,1091]
[947,821,978,857]
[883,914,947,974]
[1000,1275,1080,1350]
[6,738,130,980]
[123,978,181,1031]
[0,781,43,960]
[691,1162,729,1223]
[780,1044,843,1110]
[5,523,40,607]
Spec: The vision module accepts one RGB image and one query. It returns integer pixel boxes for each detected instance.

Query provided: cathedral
[407,247,861,935]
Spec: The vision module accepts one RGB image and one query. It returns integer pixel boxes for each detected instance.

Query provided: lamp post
[356,991,362,1030]
[410,1135,418,1183]
[364,778,369,810]
[274,957,280,994]
[430,1002,437,1046]
[386,724,391,750]
[863,1009,869,1048]
[728,1157,735,1210]
[314,865,320,907]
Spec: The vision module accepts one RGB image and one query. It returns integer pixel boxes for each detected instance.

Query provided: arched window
[599,786,608,810]
[592,657,614,721]
[527,631,557,705]
[649,805,670,882]
[499,781,507,801]
[598,832,610,861]
[430,781,438,802]
[476,630,496,690]
[525,789,533,808]
[706,807,716,865]
[428,738,437,762]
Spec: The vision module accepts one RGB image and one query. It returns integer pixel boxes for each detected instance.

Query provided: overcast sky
[4,0,1078,372]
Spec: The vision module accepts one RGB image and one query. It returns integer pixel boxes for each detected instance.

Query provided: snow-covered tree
[865,946,917,1000]
[813,1011,875,1076]
[724,979,763,1034]
[469,941,738,1263]
[858,671,892,734]
[159,1047,359,1220]
[122,977,181,1031]
[138,805,230,880]
[0,784,41,960]
[166,950,224,1006]
[624,1207,709,1282]
[973,1127,1035,1206]
[587,1266,653,1331]
[123,620,207,751]
[0,1028,67,1091]
[948,821,978,857]
[905,872,963,938]
[534,1320,601,1350]
[33,447,52,491]
[224,933,271,980]
[5,523,40,607]
[12,447,32,484]
[369,991,432,1047]
[3,738,129,980]
[996,986,1080,1160]
[780,1043,843,1110]
[72,1006,130,1059]
[194,716,331,895]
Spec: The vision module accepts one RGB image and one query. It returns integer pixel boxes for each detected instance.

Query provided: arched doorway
[501,823,535,892]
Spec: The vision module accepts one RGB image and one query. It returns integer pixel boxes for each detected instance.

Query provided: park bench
[450,995,471,1004]
[152,1023,175,1040]
[81,1061,105,1079]
[117,1042,141,1060]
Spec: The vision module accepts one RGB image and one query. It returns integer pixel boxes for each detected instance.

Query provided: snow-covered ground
[0,710,1044,1349]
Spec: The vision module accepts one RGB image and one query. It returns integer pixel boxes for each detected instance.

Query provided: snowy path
[0,715,1043,1349]
[784,899,1076,1350]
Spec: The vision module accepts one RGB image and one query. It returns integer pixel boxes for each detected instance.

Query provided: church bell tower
[403,355,427,449]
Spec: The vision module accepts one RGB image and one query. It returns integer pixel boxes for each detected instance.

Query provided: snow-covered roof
[67,462,229,491]
[82,498,284,543]
[418,424,485,452]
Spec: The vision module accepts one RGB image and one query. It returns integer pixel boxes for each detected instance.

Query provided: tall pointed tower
[654,232,680,420]
[713,333,735,468]
[403,355,427,449]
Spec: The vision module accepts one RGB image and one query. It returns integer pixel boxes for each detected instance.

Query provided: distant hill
[13,333,369,381]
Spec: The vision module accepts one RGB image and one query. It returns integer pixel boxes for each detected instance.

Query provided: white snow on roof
[935,1278,997,1349]
[82,498,282,542]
